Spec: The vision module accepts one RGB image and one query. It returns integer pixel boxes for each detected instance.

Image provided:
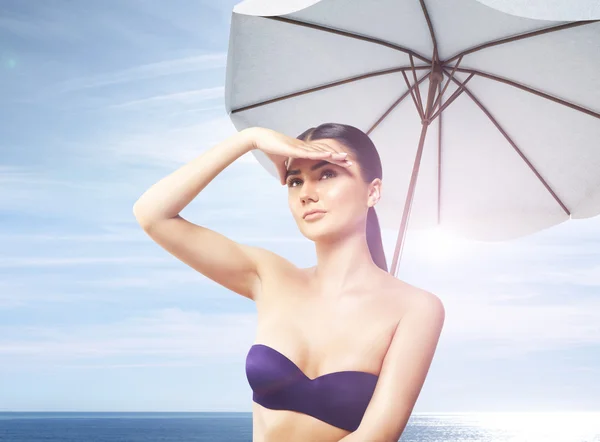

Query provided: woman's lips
[304,211,326,221]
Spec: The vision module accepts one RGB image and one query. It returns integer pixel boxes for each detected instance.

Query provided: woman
[133,123,445,442]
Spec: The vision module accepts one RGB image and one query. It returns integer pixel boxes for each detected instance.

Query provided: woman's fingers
[299,149,349,167]
[303,142,340,157]
[278,164,288,185]
[299,143,350,167]
[313,150,351,168]
[284,142,351,175]
[306,150,334,158]
[309,142,350,163]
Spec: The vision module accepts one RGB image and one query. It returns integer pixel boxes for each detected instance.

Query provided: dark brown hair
[296,123,388,273]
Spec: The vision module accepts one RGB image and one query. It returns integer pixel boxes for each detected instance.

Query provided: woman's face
[285,138,378,242]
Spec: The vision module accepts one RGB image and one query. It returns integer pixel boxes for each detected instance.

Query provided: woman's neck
[311,231,379,298]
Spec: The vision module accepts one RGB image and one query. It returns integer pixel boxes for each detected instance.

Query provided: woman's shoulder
[255,253,441,311]
[378,272,443,319]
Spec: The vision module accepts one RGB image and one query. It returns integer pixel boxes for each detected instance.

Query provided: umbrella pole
[390,65,444,277]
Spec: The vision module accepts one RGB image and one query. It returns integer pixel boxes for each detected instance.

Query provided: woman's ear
[368,179,382,207]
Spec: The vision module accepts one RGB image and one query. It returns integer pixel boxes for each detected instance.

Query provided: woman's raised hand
[244,127,352,185]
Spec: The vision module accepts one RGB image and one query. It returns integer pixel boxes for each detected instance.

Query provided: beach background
[1,1,599,441]
[1,412,600,441]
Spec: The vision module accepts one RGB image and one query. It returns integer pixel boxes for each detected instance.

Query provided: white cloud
[54,53,227,93]
[0,308,257,362]
[70,267,220,289]
[0,268,221,309]
[494,266,600,287]
[0,290,93,309]
[103,115,258,167]
[106,87,224,110]
[0,233,147,243]
[441,289,600,357]
[0,117,261,218]
[0,169,105,191]
[0,256,170,268]
[0,16,80,41]
[0,230,304,246]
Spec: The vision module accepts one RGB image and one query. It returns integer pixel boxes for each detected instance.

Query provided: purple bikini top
[245,344,378,432]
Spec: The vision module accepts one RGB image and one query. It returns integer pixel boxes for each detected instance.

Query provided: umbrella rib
[419,0,440,62]
[265,16,431,64]
[367,73,430,136]
[429,73,474,121]
[402,71,425,120]
[442,68,571,216]
[437,82,442,226]
[230,66,430,114]
[444,20,599,64]
[453,68,600,120]
[430,56,464,116]
[409,54,425,115]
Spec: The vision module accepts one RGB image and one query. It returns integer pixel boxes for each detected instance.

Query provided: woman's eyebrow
[285,160,330,180]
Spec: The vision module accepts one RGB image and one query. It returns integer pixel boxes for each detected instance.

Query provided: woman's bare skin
[249,253,427,442]
[133,127,443,441]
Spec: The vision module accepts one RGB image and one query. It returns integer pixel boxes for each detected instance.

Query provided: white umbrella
[224,0,600,276]
[475,0,600,21]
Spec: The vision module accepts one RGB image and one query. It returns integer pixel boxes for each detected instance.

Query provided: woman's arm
[340,293,445,442]
[133,127,257,223]
[132,127,276,300]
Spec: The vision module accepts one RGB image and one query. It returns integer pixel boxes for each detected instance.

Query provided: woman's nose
[299,181,319,202]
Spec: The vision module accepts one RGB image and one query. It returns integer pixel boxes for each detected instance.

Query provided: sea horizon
[2,411,600,441]
[2,410,599,420]
[2,410,599,414]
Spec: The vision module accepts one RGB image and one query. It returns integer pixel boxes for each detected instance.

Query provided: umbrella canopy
[224,0,600,275]
[475,0,600,21]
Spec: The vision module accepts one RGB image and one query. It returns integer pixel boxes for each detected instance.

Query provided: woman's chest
[253,284,403,379]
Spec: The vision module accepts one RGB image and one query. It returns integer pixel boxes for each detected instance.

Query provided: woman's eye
[287,170,336,187]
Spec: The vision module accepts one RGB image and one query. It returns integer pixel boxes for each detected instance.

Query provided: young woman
[133,123,445,442]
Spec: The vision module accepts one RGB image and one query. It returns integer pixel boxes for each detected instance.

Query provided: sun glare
[411,227,465,262]
[469,411,600,441]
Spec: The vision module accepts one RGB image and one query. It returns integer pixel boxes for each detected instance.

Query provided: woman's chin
[298,224,337,242]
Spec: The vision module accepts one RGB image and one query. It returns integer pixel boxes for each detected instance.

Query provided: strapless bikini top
[245,344,379,432]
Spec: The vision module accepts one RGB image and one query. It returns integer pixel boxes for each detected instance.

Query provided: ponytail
[366,206,388,273]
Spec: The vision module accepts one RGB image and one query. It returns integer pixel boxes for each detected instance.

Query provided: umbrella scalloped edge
[233,0,322,17]
[474,0,600,21]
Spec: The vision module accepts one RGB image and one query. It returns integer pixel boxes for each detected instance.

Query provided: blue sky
[0,0,599,413]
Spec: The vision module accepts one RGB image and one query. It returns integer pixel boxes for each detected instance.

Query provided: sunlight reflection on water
[401,412,600,442]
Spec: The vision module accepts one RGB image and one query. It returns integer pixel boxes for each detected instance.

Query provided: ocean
[0,412,599,442]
